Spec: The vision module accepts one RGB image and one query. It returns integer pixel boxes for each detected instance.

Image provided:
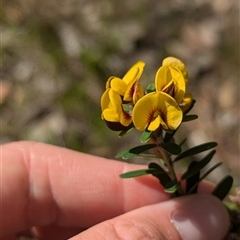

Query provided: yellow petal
[180,93,193,113]
[109,89,123,116]
[110,77,127,96]
[132,83,145,104]
[169,67,186,104]
[132,92,182,131]
[119,112,132,126]
[162,56,188,84]
[163,93,183,130]
[132,92,160,131]
[148,115,160,131]
[102,108,119,122]
[155,65,171,92]
[122,61,145,85]
[100,88,111,112]
[105,76,115,89]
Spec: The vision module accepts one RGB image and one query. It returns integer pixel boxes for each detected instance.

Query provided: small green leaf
[183,99,196,115]
[164,181,178,193]
[173,142,218,162]
[118,124,133,138]
[187,162,222,194]
[120,169,150,178]
[140,130,152,143]
[181,150,216,180]
[186,161,200,194]
[116,144,157,160]
[120,168,164,178]
[161,142,182,155]
[212,175,233,200]
[148,162,171,187]
[224,202,240,212]
[179,138,187,147]
[182,114,198,122]
[122,104,133,112]
[146,83,156,93]
[163,129,177,142]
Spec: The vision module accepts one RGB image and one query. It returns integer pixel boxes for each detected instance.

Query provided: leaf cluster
[117,100,233,200]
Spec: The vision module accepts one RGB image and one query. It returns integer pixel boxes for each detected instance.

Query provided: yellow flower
[132,92,183,132]
[107,61,145,103]
[101,88,132,131]
[155,65,186,104]
[180,93,193,113]
[162,57,193,112]
[162,56,188,84]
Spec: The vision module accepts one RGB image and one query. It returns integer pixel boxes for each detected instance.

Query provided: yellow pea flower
[107,61,145,102]
[101,88,132,131]
[162,57,193,112]
[132,92,183,132]
[162,56,188,84]
[155,65,186,104]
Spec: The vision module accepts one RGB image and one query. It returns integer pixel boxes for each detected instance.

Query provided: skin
[1,141,228,240]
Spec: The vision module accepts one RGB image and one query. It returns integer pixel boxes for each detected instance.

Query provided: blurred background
[2,0,239,183]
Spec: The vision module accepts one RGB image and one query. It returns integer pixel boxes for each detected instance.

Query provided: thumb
[70,194,229,240]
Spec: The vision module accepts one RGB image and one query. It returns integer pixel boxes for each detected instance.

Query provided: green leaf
[183,99,196,115]
[186,161,200,194]
[212,175,233,200]
[173,142,218,162]
[122,104,133,112]
[140,130,152,143]
[161,142,182,155]
[164,181,178,193]
[146,83,156,93]
[120,168,164,178]
[116,144,157,160]
[182,114,198,122]
[148,162,171,187]
[118,124,134,138]
[179,138,187,147]
[181,150,216,180]
[187,162,222,194]
[163,129,177,142]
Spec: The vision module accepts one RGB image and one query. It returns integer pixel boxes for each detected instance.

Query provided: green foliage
[148,162,172,187]
[161,142,182,155]
[116,144,157,160]
[182,114,198,122]
[120,167,165,178]
[164,181,178,194]
[140,130,152,143]
[212,175,233,200]
[186,161,200,194]
[181,150,216,180]
[173,142,218,162]
[146,83,156,93]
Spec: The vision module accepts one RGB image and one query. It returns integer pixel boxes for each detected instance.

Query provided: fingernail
[171,194,229,240]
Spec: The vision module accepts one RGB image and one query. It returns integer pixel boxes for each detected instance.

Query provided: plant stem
[151,132,184,197]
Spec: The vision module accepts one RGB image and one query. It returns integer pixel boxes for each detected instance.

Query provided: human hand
[1,141,229,240]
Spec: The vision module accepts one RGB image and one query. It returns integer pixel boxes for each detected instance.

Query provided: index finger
[2,141,169,236]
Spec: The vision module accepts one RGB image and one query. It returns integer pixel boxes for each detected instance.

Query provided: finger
[1,141,214,238]
[70,194,229,240]
[2,141,168,237]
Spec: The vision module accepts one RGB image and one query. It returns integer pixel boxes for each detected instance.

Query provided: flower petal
[155,65,171,92]
[110,77,127,96]
[100,88,111,112]
[102,108,119,122]
[122,61,145,85]
[169,67,186,104]
[180,93,193,113]
[132,83,145,104]
[132,92,182,131]
[162,56,188,83]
